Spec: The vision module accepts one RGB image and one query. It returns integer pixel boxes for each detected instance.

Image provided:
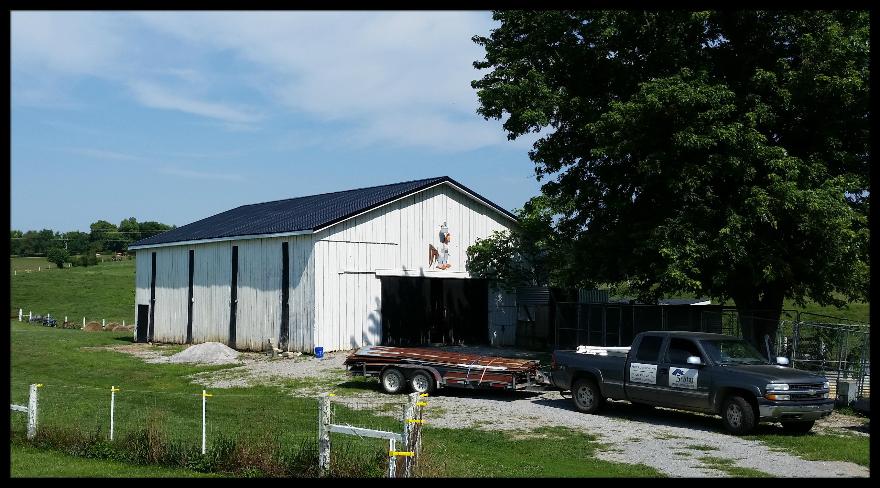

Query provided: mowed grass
[744,431,871,468]
[419,426,660,477]
[10,258,135,322]
[11,443,216,477]
[10,256,56,272]
[10,321,662,477]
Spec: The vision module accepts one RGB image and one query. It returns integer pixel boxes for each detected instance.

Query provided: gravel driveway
[109,344,870,477]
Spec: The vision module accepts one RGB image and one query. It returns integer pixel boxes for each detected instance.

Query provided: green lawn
[10,256,56,272]
[10,322,660,477]
[10,443,216,477]
[744,431,870,468]
[10,258,135,322]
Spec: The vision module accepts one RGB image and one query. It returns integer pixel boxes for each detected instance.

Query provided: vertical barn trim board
[229,245,238,348]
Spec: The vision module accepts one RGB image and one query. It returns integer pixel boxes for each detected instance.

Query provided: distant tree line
[10,218,175,259]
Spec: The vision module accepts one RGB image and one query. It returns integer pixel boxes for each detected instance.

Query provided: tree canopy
[471,10,869,350]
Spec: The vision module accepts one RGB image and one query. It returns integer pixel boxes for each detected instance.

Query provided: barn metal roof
[129,176,517,249]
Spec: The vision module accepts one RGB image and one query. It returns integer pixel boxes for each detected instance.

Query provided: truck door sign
[669,367,699,389]
[629,362,658,384]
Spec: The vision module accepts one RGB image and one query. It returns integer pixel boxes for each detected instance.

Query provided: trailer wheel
[572,378,604,414]
[409,370,435,395]
[380,368,406,394]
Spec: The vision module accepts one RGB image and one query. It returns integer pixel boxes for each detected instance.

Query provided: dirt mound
[106,322,121,329]
[83,322,103,332]
[111,325,133,332]
[168,342,240,365]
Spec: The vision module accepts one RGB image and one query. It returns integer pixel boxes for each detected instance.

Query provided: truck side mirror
[686,356,703,366]
[776,357,790,366]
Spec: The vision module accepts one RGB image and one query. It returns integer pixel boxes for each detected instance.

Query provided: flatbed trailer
[344,345,551,394]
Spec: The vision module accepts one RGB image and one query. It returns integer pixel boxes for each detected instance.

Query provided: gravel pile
[168,342,240,365]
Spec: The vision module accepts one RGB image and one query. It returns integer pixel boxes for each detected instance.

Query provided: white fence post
[110,386,119,441]
[103,319,106,329]
[402,393,418,478]
[83,317,86,328]
[28,311,32,322]
[27,384,40,440]
[318,394,331,476]
[202,390,212,454]
[65,316,67,324]
[18,309,22,322]
[388,437,396,478]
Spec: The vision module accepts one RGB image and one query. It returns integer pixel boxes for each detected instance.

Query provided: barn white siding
[134,250,151,313]
[152,246,189,343]
[313,183,515,352]
[191,241,232,344]
[232,238,282,351]
[288,234,316,353]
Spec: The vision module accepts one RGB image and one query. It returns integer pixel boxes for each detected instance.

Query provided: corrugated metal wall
[191,241,232,344]
[313,183,514,352]
[152,246,189,343]
[136,235,317,352]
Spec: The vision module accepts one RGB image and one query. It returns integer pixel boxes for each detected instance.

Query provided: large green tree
[471,11,869,353]
[466,195,570,290]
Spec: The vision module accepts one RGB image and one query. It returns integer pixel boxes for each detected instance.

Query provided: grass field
[11,443,216,477]
[10,321,661,477]
[10,258,135,322]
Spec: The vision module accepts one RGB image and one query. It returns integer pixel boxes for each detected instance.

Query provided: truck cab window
[667,338,702,364]
[635,335,663,362]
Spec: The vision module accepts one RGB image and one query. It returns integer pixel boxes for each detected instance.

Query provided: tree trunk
[732,285,785,359]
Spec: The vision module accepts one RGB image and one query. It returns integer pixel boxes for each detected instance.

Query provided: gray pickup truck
[550,331,833,434]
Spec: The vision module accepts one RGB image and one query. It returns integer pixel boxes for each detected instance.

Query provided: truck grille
[788,383,827,400]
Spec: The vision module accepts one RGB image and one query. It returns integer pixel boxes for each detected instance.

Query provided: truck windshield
[699,339,768,365]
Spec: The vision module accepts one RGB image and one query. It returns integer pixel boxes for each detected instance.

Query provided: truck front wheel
[721,395,756,435]
[572,378,604,414]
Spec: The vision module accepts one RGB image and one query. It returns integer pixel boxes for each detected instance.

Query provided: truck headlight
[765,394,791,401]
[823,381,830,390]
[765,383,789,391]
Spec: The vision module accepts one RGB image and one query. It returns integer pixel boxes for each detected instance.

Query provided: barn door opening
[380,277,488,346]
[136,305,149,343]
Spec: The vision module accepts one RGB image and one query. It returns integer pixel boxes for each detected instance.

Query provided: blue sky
[11,11,543,232]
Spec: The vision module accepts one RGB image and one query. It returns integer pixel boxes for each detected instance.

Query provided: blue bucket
[314,346,324,359]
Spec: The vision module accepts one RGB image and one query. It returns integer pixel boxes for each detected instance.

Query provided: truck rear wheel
[409,370,435,395]
[380,368,406,394]
[572,378,604,414]
[721,395,756,435]
[781,420,815,434]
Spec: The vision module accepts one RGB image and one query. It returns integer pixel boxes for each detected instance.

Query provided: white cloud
[128,81,261,125]
[11,11,125,76]
[13,11,515,151]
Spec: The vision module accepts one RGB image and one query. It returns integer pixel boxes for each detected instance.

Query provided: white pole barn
[129,177,518,353]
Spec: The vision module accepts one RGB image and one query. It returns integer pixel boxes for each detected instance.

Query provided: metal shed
[129,176,518,353]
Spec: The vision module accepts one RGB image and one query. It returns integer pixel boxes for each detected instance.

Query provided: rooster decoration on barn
[428,222,452,270]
